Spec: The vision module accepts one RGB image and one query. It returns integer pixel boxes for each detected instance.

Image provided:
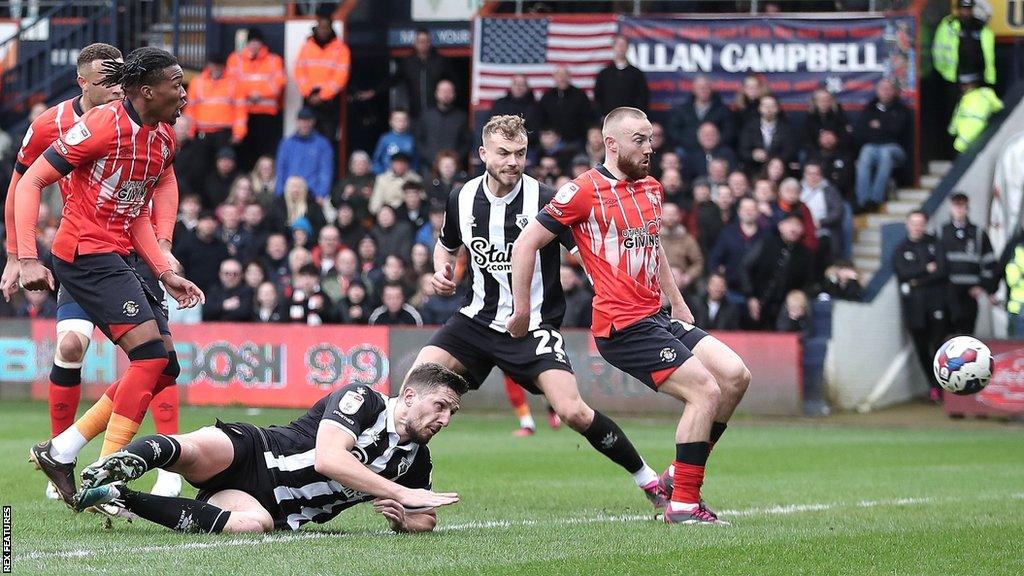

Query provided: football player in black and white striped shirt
[411,115,669,510]
[72,364,468,534]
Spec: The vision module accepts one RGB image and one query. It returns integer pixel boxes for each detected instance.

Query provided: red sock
[48,364,83,436]
[101,357,167,456]
[504,375,527,410]
[49,383,81,436]
[671,461,706,505]
[102,378,120,400]
[110,357,167,424]
[151,376,179,435]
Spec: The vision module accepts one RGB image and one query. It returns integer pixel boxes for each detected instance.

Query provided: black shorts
[51,253,170,341]
[124,251,169,323]
[595,312,709,390]
[194,420,287,529]
[426,313,573,394]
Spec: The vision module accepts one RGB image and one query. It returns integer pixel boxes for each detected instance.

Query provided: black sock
[582,411,645,474]
[710,422,728,445]
[120,486,230,533]
[675,442,711,467]
[121,434,181,470]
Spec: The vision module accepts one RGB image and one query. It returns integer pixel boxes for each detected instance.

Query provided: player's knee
[558,403,592,431]
[694,371,722,412]
[55,333,87,365]
[224,513,273,533]
[735,365,752,395]
[549,394,591,431]
[163,351,181,379]
[721,362,751,398]
[127,339,169,366]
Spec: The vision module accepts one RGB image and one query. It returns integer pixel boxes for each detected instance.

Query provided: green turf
[2,400,1023,575]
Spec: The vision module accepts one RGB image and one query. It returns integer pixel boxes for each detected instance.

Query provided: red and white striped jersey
[537,164,664,337]
[15,96,84,176]
[44,99,176,262]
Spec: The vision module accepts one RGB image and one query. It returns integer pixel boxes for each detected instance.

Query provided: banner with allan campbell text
[618,16,918,111]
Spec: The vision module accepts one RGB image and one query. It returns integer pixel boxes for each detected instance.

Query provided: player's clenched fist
[505,309,529,338]
[432,263,457,296]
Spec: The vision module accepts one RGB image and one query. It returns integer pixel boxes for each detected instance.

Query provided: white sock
[50,426,87,464]
[519,414,536,430]
[156,468,178,479]
[632,464,658,488]
[669,500,699,512]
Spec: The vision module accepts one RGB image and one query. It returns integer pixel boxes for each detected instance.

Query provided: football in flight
[933,336,993,395]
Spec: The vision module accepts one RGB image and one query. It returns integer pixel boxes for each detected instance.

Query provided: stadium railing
[0,1,117,123]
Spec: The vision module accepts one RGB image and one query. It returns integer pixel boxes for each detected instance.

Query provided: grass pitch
[2,400,1022,575]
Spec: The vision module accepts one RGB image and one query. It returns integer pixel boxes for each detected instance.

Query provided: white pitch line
[15,493,1024,563]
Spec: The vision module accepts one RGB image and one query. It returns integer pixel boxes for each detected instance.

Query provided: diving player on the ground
[75,364,466,534]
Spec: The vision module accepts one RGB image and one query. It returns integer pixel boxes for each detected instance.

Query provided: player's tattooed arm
[658,244,694,324]
[508,219,557,337]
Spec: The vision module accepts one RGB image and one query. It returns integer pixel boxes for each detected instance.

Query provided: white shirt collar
[482,176,523,205]
[385,397,416,451]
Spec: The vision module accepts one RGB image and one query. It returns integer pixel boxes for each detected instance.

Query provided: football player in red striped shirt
[1,44,185,501]
[510,107,751,525]
[16,47,203,507]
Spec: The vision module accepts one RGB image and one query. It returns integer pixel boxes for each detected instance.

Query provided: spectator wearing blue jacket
[707,197,765,296]
[276,107,334,200]
[371,109,417,174]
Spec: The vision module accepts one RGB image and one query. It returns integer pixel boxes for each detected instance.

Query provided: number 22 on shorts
[532,329,565,356]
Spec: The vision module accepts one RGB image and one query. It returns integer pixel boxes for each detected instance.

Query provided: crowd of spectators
[2,12,930,339]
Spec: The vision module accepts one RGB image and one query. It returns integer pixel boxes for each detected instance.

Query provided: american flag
[471,16,617,108]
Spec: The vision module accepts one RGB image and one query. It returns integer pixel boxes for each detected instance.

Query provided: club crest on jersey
[397,455,412,477]
[554,182,579,204]
[338,390,365,415]
[515,214,531,230]
[64,122,91,146]
[468,237,512,272]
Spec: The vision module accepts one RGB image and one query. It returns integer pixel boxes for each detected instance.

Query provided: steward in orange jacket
[228,28,286,169]
[185,54,247,144]
[293,9,350,144]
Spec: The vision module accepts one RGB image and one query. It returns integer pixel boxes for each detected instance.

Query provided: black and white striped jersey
[438,174,574,332]
[261,384,432,530]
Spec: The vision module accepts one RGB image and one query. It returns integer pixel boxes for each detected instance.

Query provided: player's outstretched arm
[507,220,557,337]
[373,498,438,533]
[658,244,694,324]
[314,422,459,510]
